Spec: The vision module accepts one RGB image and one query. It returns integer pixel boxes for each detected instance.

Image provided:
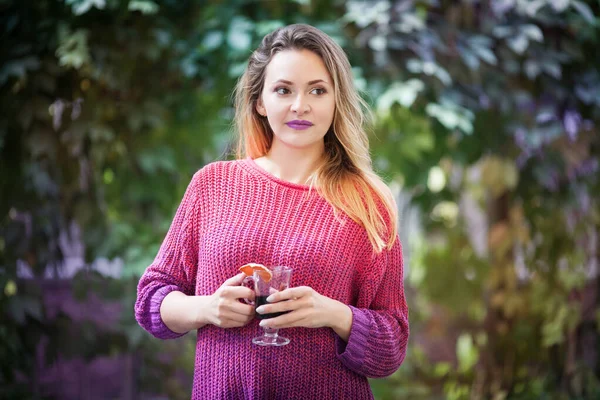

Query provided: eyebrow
[272,79,330,85]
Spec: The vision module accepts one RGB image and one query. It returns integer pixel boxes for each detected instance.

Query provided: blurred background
[1,0,599,399]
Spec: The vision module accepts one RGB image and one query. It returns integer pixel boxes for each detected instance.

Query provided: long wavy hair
[233,24,397,252]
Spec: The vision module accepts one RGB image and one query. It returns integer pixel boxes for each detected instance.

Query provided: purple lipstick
[285,120,313,130]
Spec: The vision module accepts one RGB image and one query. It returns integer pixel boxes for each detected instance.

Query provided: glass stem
[263,326,279,338]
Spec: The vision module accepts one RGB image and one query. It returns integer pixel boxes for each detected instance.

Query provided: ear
[255,98,266,117]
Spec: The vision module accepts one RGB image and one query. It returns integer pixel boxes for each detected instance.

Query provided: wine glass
[243,266,293,346]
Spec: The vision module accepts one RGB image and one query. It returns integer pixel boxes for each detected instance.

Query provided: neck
[258,142,325,185]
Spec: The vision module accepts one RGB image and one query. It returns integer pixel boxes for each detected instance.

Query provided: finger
[260,309,310,329]
[222,272,247,287]
[222,286,255,300]
[216,307,254,324]
[256,298,298,315]
[267,286,311,303]
[229,302,256,317]
[228,312,254,324]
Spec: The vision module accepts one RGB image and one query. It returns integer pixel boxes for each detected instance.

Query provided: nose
[290,94,310,115]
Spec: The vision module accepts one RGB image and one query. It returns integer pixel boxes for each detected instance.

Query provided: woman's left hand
[255,286,352,341]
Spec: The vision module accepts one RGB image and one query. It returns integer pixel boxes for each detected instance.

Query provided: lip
[285,120,313,130]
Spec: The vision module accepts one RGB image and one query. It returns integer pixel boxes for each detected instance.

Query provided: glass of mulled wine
[243,265,292,346]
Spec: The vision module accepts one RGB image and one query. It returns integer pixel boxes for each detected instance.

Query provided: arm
[160,273,255,334]
[335,238,410,378]
[257,237,409,378]
[159,291,210,334]
[134,172,202,339]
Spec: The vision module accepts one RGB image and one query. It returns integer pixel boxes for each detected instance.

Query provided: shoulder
[191,159,245,183]
[196,159,240,175]
[186,159,251,201]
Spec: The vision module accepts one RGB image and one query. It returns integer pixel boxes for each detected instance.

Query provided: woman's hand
[255,286,353,341]
[202,273,256,328]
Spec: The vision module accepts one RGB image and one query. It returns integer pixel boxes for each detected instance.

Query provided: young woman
[135,24,409,399]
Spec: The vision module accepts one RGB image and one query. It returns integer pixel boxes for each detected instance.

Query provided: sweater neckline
[241,157,313,191]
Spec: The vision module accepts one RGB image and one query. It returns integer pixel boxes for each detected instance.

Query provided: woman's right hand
[202,272,256,328]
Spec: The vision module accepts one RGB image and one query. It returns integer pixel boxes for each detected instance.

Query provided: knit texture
[135,158,409,400]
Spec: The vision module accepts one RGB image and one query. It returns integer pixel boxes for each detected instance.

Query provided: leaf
[507,34,529,55]
[376,79,424,114]
[89,125,115,142]
[427,103,459,129]
[542,304,568,347]
[521,24,544,42]
[543,62,562,79]
[67,0,106,15]
[435,66,452,85]
[0,57,40,85]
[433,362,452,377]
[469,35,493,48]
[368,35,387,52]
[228,61,247,78]
[425,101,474,134]
[572,1,597,25]
[4,280,17,297]
[520,0,547,16]
[456,334,479,372]
[396,13,425,33]
[472,45,498,66]
[492,25,513,39]
[575,83,599,104]
[255,20,285,37]
[427,167,446,194]
[227,17,253,52]
[56,26,91,70]
[181,56,198,78]
[201,31,224,52]
[406,59,422,73]
[549,0,570,12]
[503,161,519,190]
[459,46,480,70]
[344,1,390,28]
[128,0,159,15]
[524,60,541,79]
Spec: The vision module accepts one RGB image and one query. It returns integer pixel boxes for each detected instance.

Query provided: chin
[277,131,325,147]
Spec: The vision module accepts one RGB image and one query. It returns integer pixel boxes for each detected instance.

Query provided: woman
[135,24,409,399]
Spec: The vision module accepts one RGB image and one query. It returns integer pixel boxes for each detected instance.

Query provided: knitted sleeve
[134,171,202,340]
[335,237,409,378]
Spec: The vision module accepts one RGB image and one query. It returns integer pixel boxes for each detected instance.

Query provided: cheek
[322,101,335,123]
[264,98,287,116]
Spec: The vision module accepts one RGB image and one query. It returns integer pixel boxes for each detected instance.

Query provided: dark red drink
[255,296,289,320]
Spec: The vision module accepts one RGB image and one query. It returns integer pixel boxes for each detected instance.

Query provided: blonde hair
[233,24,397,252]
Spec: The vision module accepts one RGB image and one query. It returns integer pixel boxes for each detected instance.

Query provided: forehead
[265,49,332,83]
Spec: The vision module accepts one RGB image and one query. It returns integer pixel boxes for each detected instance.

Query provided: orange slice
[239,263,272,282]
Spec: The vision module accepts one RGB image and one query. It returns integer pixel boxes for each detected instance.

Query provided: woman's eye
[311,88,326,95]
[275,87,290,95]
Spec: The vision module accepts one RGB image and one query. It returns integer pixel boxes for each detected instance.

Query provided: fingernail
[256,306,265,314]
[259,320,268,327]
[266,296,274,302]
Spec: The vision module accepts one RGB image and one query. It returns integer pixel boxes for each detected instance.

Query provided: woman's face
[257,49,335,154]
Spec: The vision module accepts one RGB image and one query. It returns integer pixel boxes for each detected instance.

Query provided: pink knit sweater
[135,158,409,400]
